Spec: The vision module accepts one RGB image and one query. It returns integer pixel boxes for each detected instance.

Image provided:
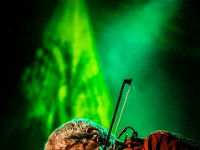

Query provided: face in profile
[44,118,114,150]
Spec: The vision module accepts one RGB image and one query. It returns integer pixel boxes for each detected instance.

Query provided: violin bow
[103,78,132,150]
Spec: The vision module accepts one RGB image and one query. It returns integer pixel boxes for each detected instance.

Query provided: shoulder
[144,130,200,150]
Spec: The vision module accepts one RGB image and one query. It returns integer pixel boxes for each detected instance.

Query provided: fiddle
[102,78,200,150]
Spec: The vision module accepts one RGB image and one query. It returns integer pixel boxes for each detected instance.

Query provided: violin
[102,79,200,150]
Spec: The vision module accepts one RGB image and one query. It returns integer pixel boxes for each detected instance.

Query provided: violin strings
[114,84,131,136]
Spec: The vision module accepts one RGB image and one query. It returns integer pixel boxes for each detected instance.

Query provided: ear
[86,126,99,133]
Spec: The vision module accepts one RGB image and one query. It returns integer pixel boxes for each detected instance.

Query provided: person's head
[44,118,115,150]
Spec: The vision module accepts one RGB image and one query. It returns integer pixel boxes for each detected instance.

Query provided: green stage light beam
[21,0,113,139]
[97,0,181,138]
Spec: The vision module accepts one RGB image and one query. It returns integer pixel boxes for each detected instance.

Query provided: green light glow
[98,0,181,138]
[21,0,113,137]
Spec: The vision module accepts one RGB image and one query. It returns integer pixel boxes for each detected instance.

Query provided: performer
[44,118,115,150]
[44,118,200,150]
